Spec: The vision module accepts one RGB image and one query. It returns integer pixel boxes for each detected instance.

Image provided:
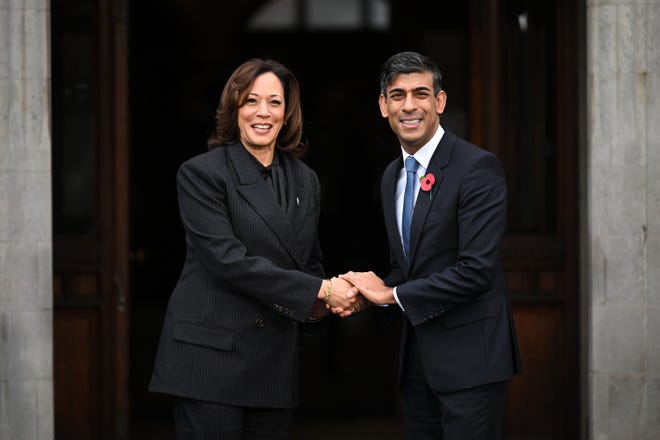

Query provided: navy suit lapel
[382,158,408,269]
[407,131,454,267]
[227,144,305,269]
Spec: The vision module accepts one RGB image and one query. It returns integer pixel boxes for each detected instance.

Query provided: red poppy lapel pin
[420,173,436,199]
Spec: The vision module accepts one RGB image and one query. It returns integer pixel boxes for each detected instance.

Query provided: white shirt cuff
[393,286,405,311]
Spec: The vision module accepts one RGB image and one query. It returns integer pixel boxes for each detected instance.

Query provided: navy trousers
[401,329,508,440]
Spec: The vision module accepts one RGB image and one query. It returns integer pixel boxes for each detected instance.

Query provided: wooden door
[470,0,580,437]
[124,1,581,438]
[51,0,130,439]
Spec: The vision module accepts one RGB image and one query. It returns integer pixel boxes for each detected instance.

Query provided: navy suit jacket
[149,143,326,408]
[382,129,522,392]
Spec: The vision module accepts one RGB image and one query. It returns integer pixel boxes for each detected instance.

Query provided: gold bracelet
[323,278,333,302]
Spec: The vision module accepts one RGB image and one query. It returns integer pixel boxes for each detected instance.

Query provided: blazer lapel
[382,158,408,270]
[282,155,312,230]
[227,144,305,269]
[407,130,454,267]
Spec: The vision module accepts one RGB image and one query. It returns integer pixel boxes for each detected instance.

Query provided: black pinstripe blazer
[149,143,326,408]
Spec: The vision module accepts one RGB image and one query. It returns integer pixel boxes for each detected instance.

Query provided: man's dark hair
[379,51,443,95]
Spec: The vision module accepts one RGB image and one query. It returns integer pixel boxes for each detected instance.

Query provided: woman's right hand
[317,277,360,317]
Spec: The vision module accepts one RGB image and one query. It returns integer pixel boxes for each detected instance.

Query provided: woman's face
[238,72,285,152]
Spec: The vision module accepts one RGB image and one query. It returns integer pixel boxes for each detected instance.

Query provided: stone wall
[585,0,660,438]
[0,1,53,439]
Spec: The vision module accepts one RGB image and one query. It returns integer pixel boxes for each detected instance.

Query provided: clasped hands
[316,271,396,319]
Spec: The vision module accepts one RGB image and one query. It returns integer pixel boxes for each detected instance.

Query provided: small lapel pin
[296,197,300,206]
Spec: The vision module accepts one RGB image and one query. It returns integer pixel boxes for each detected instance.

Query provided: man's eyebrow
[387,86,432,96]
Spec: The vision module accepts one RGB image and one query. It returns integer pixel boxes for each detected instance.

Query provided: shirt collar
[400,124,445,171]
[248,149,280,173]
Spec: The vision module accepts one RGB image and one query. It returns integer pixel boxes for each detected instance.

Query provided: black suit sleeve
[176,157,322,322]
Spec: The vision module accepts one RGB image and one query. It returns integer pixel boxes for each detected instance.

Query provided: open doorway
[126,1,457,437]
[51,0,579,438]
[126,1,579,439]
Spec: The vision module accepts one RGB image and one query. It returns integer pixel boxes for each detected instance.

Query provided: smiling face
[379,72,446,154]
[238,72,285,154]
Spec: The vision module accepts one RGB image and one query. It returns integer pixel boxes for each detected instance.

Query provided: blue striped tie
[402,156,418,259]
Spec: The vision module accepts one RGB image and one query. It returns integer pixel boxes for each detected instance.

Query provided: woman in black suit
[149,58,359,440]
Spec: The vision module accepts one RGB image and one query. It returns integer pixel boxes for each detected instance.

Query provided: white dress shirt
[392,124,445,310]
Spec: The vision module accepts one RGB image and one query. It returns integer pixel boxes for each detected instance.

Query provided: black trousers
[174,398,293,440]
[401,330,508,440]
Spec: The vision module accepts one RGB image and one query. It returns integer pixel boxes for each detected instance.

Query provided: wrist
[317,278,333,302]
[391,287,397,301]
[388,286,399,305]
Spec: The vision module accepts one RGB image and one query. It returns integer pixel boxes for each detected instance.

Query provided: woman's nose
[256,100,270,116]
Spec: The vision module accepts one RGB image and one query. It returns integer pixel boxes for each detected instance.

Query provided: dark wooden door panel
[52,0,130,438]
[54,309,101,440]
[470,0,580,437]
[507,305,567,437]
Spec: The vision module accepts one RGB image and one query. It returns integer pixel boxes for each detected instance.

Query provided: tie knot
[405,156,419,173]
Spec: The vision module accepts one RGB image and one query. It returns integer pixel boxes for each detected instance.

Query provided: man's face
[379,72,446,153]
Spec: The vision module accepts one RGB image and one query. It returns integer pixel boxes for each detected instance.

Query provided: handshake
[310,271,397,319]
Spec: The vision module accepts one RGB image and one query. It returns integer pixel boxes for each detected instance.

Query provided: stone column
[586,0,660,438]
[0,1,53,439]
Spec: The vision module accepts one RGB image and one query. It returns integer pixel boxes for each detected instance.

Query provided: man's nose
[402,93,416,110]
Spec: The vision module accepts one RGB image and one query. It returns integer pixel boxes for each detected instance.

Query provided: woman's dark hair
[207,58,307,156]
[379,51,443,96]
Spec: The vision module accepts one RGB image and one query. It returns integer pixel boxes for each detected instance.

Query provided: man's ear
[436,90,447,114]
[378,94,388,118]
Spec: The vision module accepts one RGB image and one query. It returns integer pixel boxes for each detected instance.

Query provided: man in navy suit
[341,51,522,439]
